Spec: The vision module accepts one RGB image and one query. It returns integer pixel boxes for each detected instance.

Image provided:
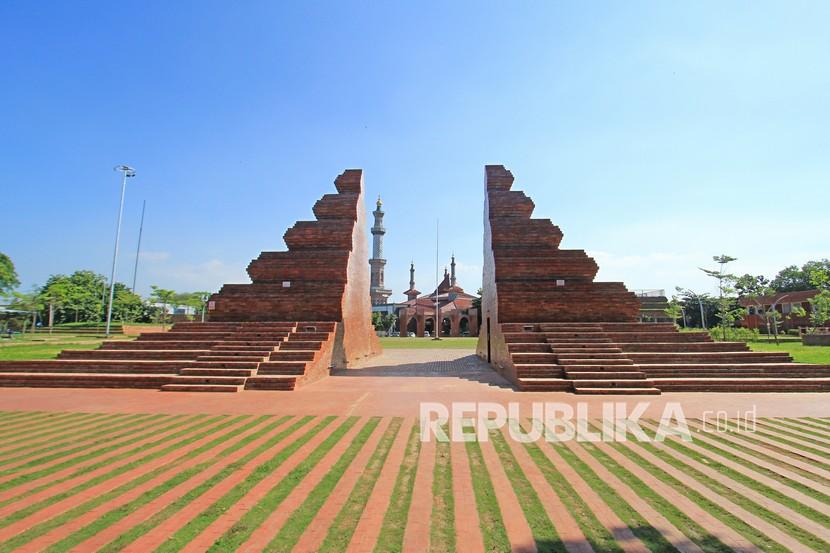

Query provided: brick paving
[0,350,829,551]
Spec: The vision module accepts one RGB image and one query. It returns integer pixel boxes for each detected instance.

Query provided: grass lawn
[0,412,828,551]
[0,335,134,361]
[379,337,477,349]
[747,340,830,364]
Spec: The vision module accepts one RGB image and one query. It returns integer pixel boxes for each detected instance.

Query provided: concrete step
[511,353,558,364]
[279,341,323,351]
[618,342,749,352]
[166,375,247,385]
[557,364,641,371]
[516,378,574,391]
[0,372,176,388]
[550,347,623,354]
[0,360,188,373]
[546,338,614,344]
[258,361,307,375]
[287,332,331,341]
[569,379,655,388]
[101,341,220,350]
[628,352,792,364]
[558,358,635,366]
[507,343,553,353]
[270,351,316,361]
[653,378,830,392]
[556,353,628,360]
[179,368,254,377]
[566,371,647,380]
[573,386,661,395]
[57,349,205,360]
[196,355,267,362]
[245,375,297,391]
[161,384,242,393]
[188,360,260,369]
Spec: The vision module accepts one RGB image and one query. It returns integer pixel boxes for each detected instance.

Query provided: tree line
[671,257,830,339]
[0,253,211,331]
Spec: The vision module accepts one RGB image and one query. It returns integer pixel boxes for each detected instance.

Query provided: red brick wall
[208,169,380,366]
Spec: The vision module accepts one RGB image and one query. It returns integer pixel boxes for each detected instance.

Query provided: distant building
[739,289,825,331]
[369,197,392,306]
[396,255,479,337]
[632,289,673,323]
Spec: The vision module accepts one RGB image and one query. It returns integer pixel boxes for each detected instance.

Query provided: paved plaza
[1,349,829,419]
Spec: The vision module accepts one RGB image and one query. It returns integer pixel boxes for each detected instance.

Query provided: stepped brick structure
[477,165,830,394]
[0,169,380,392]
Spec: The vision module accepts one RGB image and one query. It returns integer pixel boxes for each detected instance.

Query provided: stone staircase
[503,322,830,393]
[0,321,336,392]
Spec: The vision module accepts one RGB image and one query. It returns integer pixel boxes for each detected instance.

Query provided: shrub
[709,326,759,342]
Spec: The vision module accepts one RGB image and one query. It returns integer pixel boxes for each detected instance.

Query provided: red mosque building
[397,256,479,337]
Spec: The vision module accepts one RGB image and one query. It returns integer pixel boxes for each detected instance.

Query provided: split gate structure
[0,165,828,394]
[477,165,830,394]
[0,170,380,392]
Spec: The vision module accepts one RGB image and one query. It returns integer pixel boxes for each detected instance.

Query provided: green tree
[770,259,830,292]
[700,255,743,341]
[0,253,20,298]
[664,297,684,328]
[734,274,770,298]
[112,288,144,322]
[9,290,42,333]
[150,286,177,329]
[39,271,108,323]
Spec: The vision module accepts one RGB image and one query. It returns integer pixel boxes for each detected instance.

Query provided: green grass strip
[632,431,830,551]
[94,415,293,553]
[206,417,360,552]
[153,415,330,553]
[754,419,830,450]
[0,414,171,489]
[549,438,676,553]
[0,412,95,443]
[655,426,830,522]
[0,414,202,512]
[561,441,679,552]
[772,418,830,439]
[430,425,455,553]
[804,417,830,430]
[489,428,566,553]
[465,438,510,553]
[43,415,284,553]
[676,424,830,506]
[578,441,732,553]
[317,417,403,553]
[372,421,421,553]
[0,414,247,552]
[0,412,87,441]
[0,410,57,428]
[0,415,228,530]
[0,412,112,455]
[724,420,830,465]
[606,436,791,553]
[0,412,151,470]
[782,418,830,435]
[687,422,830,488]
[262,417,381,553]
[524,434,621,553]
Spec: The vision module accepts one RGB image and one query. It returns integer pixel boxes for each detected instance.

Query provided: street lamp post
[106,165,136,337]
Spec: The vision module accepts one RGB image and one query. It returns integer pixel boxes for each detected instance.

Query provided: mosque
[369,198,479,337]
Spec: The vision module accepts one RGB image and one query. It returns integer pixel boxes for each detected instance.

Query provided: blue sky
[2,1,828,301]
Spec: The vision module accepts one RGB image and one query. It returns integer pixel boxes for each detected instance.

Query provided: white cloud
[138,251,171,262]
[138,258,249,295]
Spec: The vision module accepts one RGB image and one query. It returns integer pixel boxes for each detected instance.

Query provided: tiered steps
[0,321,336,392]
[502,321,830,393]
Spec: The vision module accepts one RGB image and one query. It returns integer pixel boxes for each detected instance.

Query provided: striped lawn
[0,411,829,552]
